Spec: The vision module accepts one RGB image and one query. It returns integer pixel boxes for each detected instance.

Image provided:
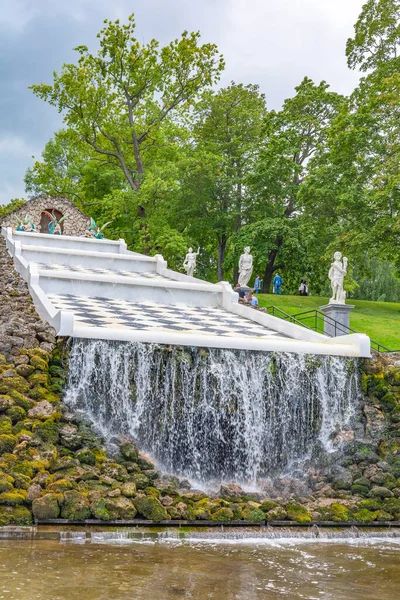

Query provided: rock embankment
[1,232,400,525]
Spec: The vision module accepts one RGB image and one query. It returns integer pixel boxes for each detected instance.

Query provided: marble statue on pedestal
[328,251,348,304]
[238,247,253,287]
[183,247,200,277]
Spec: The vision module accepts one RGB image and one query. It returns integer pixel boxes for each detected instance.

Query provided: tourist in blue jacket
[273,273,282,294]
[254,275,261,294]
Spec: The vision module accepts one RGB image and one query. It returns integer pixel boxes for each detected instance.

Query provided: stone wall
[0,195,89,237]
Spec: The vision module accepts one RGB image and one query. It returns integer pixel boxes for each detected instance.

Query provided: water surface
[0,532,399,599]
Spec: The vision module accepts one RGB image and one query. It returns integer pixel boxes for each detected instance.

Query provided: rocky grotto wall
[1,233,400,525]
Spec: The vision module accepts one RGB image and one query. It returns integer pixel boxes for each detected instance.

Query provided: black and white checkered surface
[47,293,286,339]
[36,262,167,280]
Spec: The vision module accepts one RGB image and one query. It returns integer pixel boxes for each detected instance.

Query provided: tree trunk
[262,241,283,293]
[217,236,227,281]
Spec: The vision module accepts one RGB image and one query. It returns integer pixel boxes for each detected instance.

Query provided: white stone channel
[2,227,370,356]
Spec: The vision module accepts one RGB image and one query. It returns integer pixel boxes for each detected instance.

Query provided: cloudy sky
[0,0,365,205]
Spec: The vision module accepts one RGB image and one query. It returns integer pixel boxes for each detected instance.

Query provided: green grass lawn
[257,294,400,350]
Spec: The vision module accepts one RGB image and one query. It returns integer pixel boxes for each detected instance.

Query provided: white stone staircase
[2,227,371,357]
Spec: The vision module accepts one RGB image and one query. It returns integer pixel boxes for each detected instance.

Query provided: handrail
[266,306,398,353]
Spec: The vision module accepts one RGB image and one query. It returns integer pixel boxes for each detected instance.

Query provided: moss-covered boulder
[0,395,13,413]
[286,503,312,523]
[265,506,288,521]
[0,472,14,493]
[32,493,60,520]
[242,507,265,522]
[134,494,167,522]
[369,486,394,499]
[0,490,26,505]
[130,474,149,490]
[352,508,378,523]
[330,503,350,522]
[120,442,139,462]
[121,482,136,497]
[0,506,33,526]
[211,507,234,522]
[0,434,17,453]
[91,496,137,521]
[47,479,74,493]
[60,491,90,520]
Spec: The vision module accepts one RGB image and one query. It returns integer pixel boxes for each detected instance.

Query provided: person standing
[298,279,305,295]
[254,275,261,294]
[303,280,309,296]
[273,273,282,294]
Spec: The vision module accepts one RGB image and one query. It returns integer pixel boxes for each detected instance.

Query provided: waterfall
[64,340,359,485]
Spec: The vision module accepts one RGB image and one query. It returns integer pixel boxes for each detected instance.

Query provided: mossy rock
[130,474,149,490]
[144,486,160,498]
[33,419,59,444]
[12,473,31,490]
[32,493,60,520]
[0,395,13,413]
[10,392,34,411]
[75,448,96,466]
[29,356,48,371]
[0,434,17,453]
[47,479,74,493]
[0,417,12,435]
[6,405,26,424]
[121,482,137,497]
[49,379,65,393]
[211,507,234,522]
[193,508,211,520]
[91,498,111,520]
[28,348,50,361]
[0,374,30,394]
[0,506,33,526]
[229,503,243,520]
[351,484,370,497]
[0,490,27,505]
[49,365,64,377]
[265,506,288,521]
[369,486,393,499]
[28,370,49,387]
[352,508,378,523]
[286,503,312,523]
[10,461,35,478]
[357,499,381,511]
[101,462,128,481]
[119,442,139,462]
[381,498,400,516]
[376,510,394,521]
[242,507,265,522]
[260,500,279,513]
[60,490,90,520]
[0,473,14,493]
[137,455,155,470]
[330,503,350,522]
[93,496,137,521]
[15,364,35,378]
[134,494,167,522]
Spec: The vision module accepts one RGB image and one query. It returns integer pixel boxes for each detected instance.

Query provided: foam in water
[64,340,359,484]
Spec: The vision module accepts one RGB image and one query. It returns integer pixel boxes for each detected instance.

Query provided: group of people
[234,284,260,307]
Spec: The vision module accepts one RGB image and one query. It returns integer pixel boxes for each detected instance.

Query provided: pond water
[0,530,399,600]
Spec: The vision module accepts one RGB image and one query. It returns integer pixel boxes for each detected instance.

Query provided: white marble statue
[183,247,200,277]
[238,247,253,287]
[328,251,348,304]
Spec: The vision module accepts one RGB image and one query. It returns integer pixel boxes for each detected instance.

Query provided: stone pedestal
[319,303,355,337]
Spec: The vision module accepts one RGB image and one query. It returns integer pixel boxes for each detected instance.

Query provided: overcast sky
[0,0,365,205]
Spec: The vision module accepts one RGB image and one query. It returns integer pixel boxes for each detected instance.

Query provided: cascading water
[64,339,359,485]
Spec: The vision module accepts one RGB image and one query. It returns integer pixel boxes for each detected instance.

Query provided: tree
[346,0,400,72]
[0,198,26,218]
[29,15,224,193]
[249,78,344,291]
[174,83,267,280]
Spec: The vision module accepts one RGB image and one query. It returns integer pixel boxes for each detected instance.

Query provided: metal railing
[266,306,398,354]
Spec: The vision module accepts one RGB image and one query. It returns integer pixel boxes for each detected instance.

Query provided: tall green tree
[173,83,267,280]
[248,78,344,291]
[30,15,224,193]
